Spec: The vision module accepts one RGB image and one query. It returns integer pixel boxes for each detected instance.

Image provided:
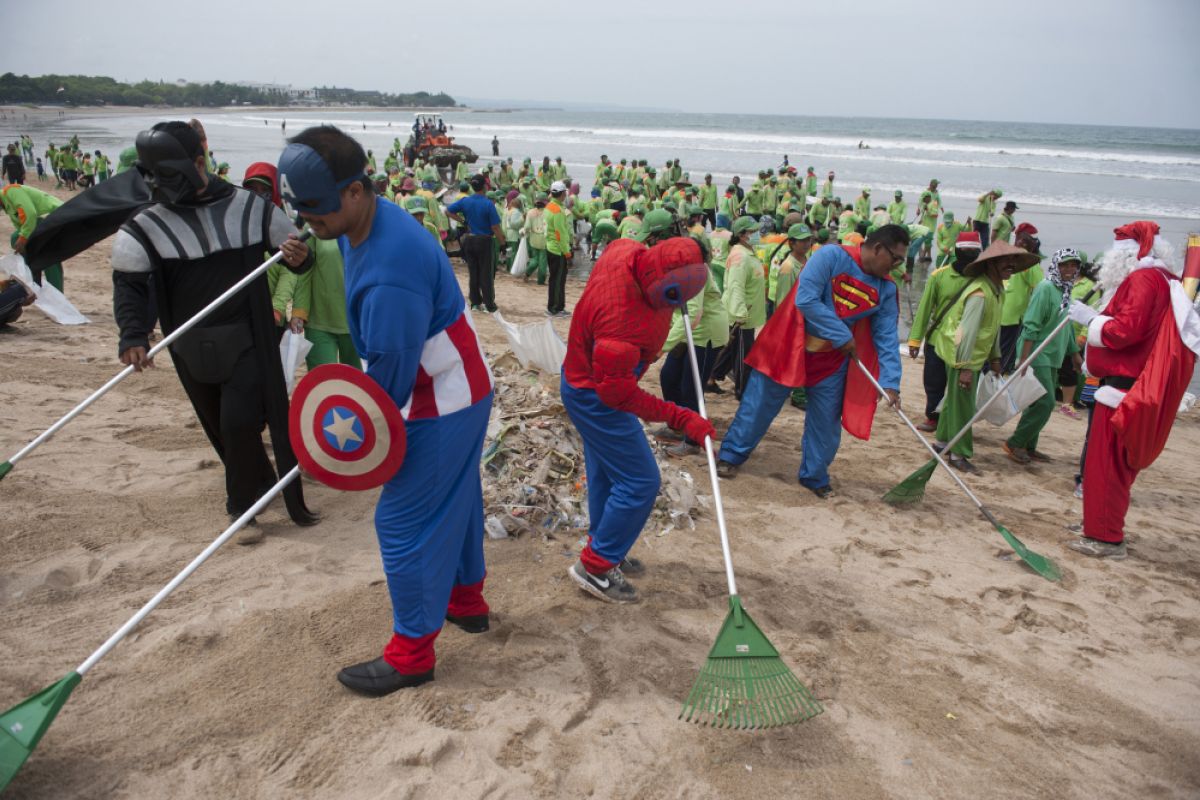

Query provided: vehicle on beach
[405,112,477,172]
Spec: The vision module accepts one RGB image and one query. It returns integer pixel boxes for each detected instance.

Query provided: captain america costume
[342,196,494,674]
[717,245,901,490]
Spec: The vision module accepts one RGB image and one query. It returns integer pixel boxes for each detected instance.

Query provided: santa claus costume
[560,236,713,603]
[1069,221,1200,558]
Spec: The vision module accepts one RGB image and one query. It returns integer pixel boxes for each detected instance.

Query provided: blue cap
[277,143,362,215]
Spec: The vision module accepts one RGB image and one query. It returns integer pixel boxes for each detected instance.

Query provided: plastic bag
[491,311,566,374]
[279,329,312,393]
[975,372,1020,425]
[510,237,529,277]
[0,254,89,325]
[1006,369,1047,414]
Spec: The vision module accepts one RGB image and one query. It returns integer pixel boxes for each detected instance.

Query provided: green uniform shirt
[820,179,833,198]
[991,212,1015,244]
[1,184,62,238]
[805,175,817,196]
[698,182,717,210]
[807,201,834,229]
[722,244,767,329]
[664,268,730,351]
[1000,264,1044,326]
[853,195,871,218]
[908,264,969,347]
[935,221,967,257]
[522,208,547,250]
[291,236,350,333]
[744,183,764,216]
[545,201,572,256]
[887,201,907,224]
[1017,280,1079,368]
[974,194,996,223]
[931,276,1003,370]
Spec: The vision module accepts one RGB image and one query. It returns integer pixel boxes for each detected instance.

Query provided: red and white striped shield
[288,364,406,491]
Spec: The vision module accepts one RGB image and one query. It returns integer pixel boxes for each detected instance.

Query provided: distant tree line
[0,74,458,108]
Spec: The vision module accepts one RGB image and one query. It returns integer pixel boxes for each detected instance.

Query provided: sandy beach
[2,183,1200,799]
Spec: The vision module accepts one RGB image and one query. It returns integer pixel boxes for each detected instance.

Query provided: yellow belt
[805,335,833,353]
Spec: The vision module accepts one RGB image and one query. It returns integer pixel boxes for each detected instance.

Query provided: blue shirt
[794,245,902,391]
[341,198,467,409]
[447,192,500,236]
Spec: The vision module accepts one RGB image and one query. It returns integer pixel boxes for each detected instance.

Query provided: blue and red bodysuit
[343,197,494,674]
[560,237,710,575]
[718,245,901,489]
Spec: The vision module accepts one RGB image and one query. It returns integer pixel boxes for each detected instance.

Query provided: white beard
[1096,238,1179,308]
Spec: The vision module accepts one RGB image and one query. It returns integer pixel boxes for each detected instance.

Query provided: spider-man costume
[561,237,713,574]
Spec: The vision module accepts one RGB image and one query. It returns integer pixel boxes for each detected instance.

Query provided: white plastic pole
[4,235,308,473]
[680,309,738,598]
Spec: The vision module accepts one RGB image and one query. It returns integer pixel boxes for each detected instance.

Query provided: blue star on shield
[322,406,364,453]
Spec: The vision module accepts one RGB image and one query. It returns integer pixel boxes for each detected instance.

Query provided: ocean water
[10,107,1199,250]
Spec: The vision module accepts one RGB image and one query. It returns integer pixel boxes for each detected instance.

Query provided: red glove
[673,408,716,445]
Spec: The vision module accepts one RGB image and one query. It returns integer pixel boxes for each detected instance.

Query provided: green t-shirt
[991,212,1015,244]
[722,244,766,329]
[1016,280,1078,368]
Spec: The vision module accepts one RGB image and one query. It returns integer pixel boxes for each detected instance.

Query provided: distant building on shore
[233,82,320,105]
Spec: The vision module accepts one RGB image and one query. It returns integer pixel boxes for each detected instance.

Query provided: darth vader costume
[110,122,317,524]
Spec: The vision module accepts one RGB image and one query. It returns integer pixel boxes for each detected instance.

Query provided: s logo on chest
[832,274,879,319]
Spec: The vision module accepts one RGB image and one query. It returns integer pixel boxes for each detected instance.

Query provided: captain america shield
[288,364,406,490]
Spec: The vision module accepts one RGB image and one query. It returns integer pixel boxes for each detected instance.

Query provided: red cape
[745,279,882,441]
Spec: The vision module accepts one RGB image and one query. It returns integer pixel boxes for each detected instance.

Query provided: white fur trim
[1087,315,1112,348]
[1111,239,1139,253]
[1095,385,1126,408]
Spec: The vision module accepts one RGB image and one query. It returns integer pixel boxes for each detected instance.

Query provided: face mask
[748,233,762,247]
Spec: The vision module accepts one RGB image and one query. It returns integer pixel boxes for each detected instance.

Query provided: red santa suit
[1078,221,1200,543]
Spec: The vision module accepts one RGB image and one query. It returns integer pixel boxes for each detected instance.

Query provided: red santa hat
[1113,220,1168,263]
[1014,222,1039,238]
[955,231,982,250]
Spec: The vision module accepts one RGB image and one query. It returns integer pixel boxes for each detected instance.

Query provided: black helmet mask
[135,127,206,205]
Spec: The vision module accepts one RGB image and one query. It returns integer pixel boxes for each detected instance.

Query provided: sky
[6,0,1200,130]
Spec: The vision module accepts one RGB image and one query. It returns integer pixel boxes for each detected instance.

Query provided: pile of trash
[481,353,708,540]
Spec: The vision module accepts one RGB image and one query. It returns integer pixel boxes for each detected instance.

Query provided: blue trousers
[718,362,848,489]
[561,378,660,567]
[375,394,492,638]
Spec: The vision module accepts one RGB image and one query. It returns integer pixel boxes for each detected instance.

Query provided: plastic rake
[884,291,1090,506]
[0,467,300,793]
[855,359,1061,582]
[676,307,823,729]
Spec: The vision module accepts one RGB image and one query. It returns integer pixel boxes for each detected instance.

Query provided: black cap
[1004,200,1018,211]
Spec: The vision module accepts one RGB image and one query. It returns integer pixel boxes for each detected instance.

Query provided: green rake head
[0,672,81,793]
[680,597,823,729]
[996,523,1063,582]
[883,459,936,506]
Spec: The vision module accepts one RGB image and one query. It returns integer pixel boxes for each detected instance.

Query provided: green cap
[686,203,703,216]
[218,162,230,171]
[895,190,903,197]
[731,216,759,236]
[993,189,1003,197]
[534,192,549,204]
[944,210,955,220]
[404,196,427,213]
[862,187,871,194]
[787,223,813,240]
[816,228,830,243]
[636,208,676,242]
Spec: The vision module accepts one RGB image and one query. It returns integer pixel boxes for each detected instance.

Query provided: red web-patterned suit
[560,237,712,575]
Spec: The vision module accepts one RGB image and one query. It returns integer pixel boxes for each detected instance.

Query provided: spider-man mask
[636,237,708,310]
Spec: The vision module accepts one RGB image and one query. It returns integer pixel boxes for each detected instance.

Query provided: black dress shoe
[445,613,490,634]
[336,657,434,696]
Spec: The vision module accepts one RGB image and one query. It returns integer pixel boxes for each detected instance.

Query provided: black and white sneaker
[569,560,639,603]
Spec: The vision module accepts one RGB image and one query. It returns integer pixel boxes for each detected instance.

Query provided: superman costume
[717,245,901,490]
[343,197,494,674]
[560,237,711,577]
